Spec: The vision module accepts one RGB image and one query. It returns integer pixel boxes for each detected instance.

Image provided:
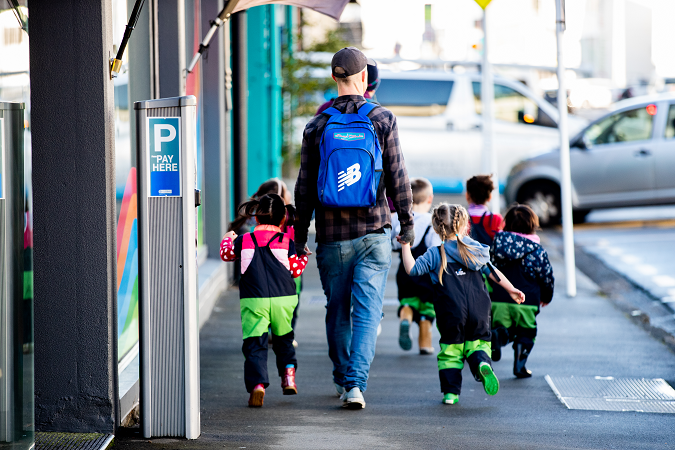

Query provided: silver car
[376,70,587,192]
[505,93,675,226]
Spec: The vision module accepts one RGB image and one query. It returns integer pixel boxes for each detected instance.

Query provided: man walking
[294,47,414,409]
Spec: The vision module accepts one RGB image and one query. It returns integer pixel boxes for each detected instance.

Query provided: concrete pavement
[114,237,675,449]
[564,206,675,349]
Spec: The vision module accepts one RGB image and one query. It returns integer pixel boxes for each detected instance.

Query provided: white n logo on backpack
[337,163,361,192]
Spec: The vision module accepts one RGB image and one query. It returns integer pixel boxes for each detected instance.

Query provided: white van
[375,70,587,192]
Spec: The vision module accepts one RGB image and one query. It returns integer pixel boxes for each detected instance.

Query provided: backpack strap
[358,102,377,117]
[266,232,285,247]
[250,232,260,249]
[421,225,432,242]
[322,107,341,117]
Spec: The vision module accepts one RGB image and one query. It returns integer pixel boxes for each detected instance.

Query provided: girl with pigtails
[399,204,525,405]
[229,178,304,347]
[220,194,309,407]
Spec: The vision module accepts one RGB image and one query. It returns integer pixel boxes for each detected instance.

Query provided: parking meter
[0,102,27,443]
[135,96,200,439]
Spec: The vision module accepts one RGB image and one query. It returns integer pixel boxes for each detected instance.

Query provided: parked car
[505,93,675,226]
[375,70,588,191]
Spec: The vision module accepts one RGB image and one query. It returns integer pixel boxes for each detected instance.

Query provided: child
[391,178,442,354]
[489,204,554,378]
[466,175,503,245]
[229,178,302,347]
[220,194,309,407]
[399,204,525,405]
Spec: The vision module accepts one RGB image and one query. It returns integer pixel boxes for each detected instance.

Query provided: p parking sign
[147,117,181,197]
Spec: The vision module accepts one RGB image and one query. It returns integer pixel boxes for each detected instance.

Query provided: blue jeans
[316,229,392,392]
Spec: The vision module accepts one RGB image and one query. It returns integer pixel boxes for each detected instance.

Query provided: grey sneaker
[342,387,366,409]
[334,382,345,399]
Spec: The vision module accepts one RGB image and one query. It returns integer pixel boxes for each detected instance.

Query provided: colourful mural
[117,168,139,361]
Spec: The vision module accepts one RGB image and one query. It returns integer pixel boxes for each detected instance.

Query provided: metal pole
[232,11,248,206]
[481,8,499,213]
[555,0,577,297]
[187,0,241,73]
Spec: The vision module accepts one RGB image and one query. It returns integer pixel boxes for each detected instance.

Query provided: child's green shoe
[442,393,459,405]
[479,362,499,396]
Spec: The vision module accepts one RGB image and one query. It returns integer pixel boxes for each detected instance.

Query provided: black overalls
[434,256,493,395]
[239,232,298,392]
[397,226,436,323]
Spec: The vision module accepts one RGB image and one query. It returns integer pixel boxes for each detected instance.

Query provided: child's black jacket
[489,232,554,306]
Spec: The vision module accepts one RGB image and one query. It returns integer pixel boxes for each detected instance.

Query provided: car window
[472,82,555,127]
[584,106,654,146]
[665,104,675,139]
[376,79,453,116]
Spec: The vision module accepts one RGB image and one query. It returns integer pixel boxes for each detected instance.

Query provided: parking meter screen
[148,117,181,197]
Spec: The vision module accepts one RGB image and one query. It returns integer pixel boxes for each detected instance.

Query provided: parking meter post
[555,0,577,298]
[0,102,26,442]
[480,7,499,213]
[136,96,200,439]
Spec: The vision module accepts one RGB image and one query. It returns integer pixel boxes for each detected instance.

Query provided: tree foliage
[281,26,350,170]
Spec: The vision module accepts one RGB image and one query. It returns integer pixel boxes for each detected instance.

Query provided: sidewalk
[114,241,675,450]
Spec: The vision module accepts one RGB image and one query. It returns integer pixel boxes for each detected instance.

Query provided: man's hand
[397,228,415,246]
[296,243,313,256]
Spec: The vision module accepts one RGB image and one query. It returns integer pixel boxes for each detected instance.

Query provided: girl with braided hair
[220,194,309,407]
[400,203,525,405]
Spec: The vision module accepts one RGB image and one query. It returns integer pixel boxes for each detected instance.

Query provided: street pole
[232,11,248,206]
[480,6,499,213]
[555,0,577,297]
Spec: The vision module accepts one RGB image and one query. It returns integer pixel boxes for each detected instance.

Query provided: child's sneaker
[335,382,345,399]
[281,367,297,395]
[248,384,265,407]
[442,393,459,405]
[478,362,499,396]
[399,320,412,351]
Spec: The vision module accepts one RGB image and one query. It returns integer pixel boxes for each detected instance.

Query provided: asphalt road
[115,231,675,450]
[575,206,675,308]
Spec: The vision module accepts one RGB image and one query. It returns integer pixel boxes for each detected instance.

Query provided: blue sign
[148,117,181,197]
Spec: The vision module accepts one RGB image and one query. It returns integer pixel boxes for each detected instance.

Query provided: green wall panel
[246,5,282,196]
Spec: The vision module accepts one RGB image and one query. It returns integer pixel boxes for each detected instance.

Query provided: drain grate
[35,433,114,450]
[546,375,675,414]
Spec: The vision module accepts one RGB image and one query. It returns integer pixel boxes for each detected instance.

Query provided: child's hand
[222,231,237,241]
[509,288,526,304]
[396,235,410,246]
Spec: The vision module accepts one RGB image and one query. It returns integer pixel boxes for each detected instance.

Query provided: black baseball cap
[332,47,368,78]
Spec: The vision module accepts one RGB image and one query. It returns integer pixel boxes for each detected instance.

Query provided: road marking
[570,218,675,230]
[652,275,675,288]
[635,264,658,276]
[619,254,641,264]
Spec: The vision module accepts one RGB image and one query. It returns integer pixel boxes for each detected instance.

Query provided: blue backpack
[317,102,383,208]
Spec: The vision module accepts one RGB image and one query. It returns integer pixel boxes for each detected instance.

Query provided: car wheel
[518,182,561,227]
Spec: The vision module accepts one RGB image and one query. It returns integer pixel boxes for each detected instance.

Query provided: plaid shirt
[294,95,414,246]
